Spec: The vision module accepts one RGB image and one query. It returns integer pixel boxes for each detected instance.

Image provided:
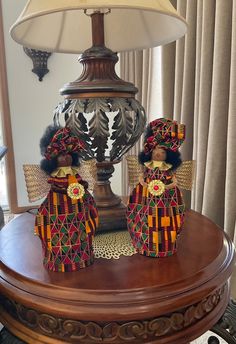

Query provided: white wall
[2,0,122,207]
[149,47,163,119]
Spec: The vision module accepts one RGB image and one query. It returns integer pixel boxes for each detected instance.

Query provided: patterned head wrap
[45,127,84,160]
[144,118,185,154]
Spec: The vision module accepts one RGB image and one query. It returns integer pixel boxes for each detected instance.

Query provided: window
[0,119,9,209]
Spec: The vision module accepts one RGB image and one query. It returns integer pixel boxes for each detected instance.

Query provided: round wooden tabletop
[0,210,235,344]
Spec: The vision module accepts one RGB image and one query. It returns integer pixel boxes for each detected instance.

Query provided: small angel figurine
[32,125,98,272]
[127,118,186,257]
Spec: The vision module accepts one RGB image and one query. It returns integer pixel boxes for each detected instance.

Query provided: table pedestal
[0,211,235,344]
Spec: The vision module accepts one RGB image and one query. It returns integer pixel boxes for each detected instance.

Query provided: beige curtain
[120,49,153,196]
[162,0,236,296]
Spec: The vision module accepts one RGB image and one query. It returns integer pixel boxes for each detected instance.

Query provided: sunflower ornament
[147,179,165,196]
[67,182,85,200]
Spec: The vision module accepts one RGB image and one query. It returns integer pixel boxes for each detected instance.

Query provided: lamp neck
[60,10,138,97]
[91,12,105,47]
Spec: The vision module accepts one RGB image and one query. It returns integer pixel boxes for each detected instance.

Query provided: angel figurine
[24,125,98,272]
[126,118,192,258]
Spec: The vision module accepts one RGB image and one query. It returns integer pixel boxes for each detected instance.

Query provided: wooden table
[0,210,235,344]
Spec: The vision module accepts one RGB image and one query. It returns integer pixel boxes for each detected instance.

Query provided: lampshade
[10,0,187,53]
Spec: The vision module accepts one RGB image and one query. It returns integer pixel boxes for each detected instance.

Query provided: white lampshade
[10,0,187,53]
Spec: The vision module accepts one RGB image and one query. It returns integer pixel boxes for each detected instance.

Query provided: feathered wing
[78,159,97,192]
[175,160,195,190]
[79,159,97,191]
[23,160,97,203]
[126,155,144,189]
[125,156,195,191]
[23,164,50,203]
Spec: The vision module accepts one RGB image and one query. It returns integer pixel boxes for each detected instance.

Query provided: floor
[191,331,227,343]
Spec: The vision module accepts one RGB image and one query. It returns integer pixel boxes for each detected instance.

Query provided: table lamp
[10,0,187,231]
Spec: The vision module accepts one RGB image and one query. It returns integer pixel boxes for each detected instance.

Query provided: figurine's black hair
[138,124,182,171]
[39,124,61,156]
[39,125,80,175]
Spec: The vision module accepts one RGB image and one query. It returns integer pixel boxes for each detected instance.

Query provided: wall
[149,47,163,119]
[2,0,122,208]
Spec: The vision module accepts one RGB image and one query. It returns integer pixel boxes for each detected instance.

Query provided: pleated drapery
[162,0,236,242]
[120,0,236,296]
[162,0,236,296]
[120,49,153,196]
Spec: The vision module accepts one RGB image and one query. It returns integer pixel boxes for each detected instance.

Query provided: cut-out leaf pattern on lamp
[10,0,187,231]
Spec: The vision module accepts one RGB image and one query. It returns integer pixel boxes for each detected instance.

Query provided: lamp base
[93,160,127,232]
[97,202,127,232]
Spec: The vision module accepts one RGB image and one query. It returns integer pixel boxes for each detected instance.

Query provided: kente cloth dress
[127,161,185,257]
[35,166,98,272]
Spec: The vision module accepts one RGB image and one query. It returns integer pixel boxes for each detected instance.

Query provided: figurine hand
[139,176,147,187]
[165,176,177,189]
[80,180,89,190]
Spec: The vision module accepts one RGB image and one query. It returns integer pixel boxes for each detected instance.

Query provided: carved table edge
[0,284,229,344]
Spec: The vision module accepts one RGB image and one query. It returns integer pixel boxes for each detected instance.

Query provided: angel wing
[126,155,143,189]
[126,156,195,190]
[23,164,49,203]
[175,160,195,190]
[23,159,97,203]
[78,159,97,192]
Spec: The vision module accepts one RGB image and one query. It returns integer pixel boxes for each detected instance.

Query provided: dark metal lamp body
[54,12,146,231]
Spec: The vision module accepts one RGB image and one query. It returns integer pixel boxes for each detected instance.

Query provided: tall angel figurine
[24,125,98,272]
[127,118,187,258]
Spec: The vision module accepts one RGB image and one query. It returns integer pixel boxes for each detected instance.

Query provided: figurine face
[57,154,72,167]
[151,146,166,162]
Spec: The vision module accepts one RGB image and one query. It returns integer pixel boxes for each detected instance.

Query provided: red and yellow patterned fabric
[144,118,185,154]
[127,164,185,257]
[35,173,98,272]
[45,127,84,160]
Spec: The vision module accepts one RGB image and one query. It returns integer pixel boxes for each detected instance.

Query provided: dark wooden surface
[0,210,235,344]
